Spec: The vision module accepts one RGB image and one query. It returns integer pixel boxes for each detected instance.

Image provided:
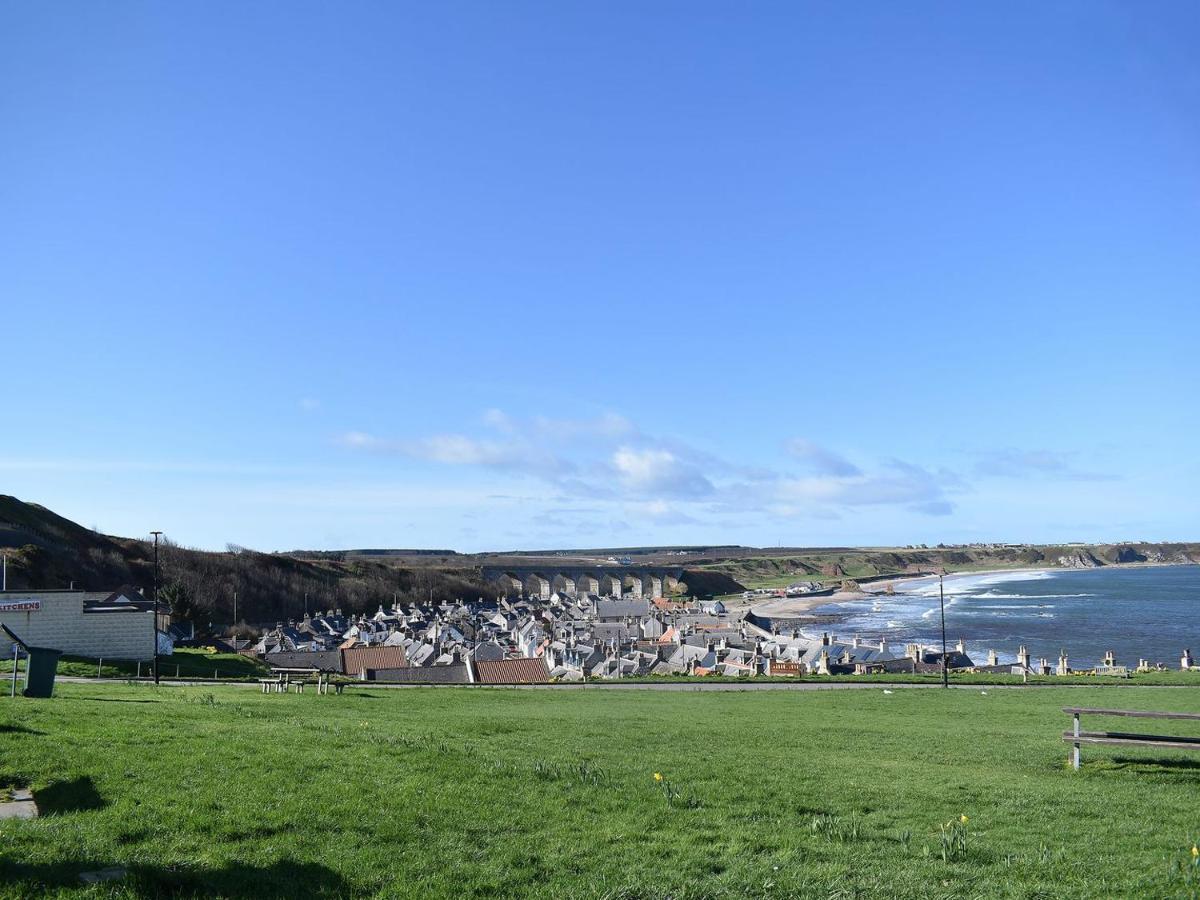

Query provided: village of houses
[244,590,1194,685]
[3,581,1195,688]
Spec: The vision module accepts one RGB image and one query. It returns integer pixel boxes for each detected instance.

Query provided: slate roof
[596,600,650,619]
[84,586,156,614]
[473,641,507,662]
[474,657,551,684]
[264,650,341,672]
[369,665,470,684]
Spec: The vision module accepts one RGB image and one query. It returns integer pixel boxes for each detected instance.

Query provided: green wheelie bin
[2,624,62,698]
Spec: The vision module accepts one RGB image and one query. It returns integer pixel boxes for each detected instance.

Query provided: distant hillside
[0,497,747,627]
[697,542,1200,589]
[2,495,1194,627]
[0,496,497,628]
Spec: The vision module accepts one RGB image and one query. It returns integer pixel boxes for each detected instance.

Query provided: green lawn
[0,648,268,681]
[3,683,1200,898]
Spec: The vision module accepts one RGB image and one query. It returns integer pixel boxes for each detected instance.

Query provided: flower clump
[938,815,970,862]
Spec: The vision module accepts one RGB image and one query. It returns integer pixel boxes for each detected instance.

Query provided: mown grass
[607,669,1200,686]
[3,683,1200,898]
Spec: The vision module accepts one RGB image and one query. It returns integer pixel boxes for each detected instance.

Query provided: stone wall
[0,591,154,661]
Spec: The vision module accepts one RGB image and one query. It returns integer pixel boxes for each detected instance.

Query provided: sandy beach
[736,566,1103,621]
[736,562,1194,623]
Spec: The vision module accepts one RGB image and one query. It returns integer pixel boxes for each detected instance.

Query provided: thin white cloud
[339,413,1122,528]
[482,409,636,441]
[624,499,701,525]
[763,458,960,517]
[786,438,862,477]
[339,430,575,480]
[611,447,715,499]
[972,448,1116,482]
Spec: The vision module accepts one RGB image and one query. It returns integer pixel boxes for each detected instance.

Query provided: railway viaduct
[478,565,686,600]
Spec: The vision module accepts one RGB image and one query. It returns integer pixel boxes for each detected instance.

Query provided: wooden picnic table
[265,667,343,695]
[1063,707,1200,770]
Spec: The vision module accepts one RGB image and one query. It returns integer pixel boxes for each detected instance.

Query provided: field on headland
[4,684,1200,898]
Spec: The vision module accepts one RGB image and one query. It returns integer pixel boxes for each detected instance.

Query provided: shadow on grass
[1096,756,1200,783]
[0,858,351,898]
[0,723,44,735]
[78,697,161,704]
[34,776,105,814]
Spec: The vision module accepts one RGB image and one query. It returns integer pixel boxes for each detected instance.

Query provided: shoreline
[741,560,1195,623]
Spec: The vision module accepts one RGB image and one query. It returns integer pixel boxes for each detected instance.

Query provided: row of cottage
[247,591,1179,683]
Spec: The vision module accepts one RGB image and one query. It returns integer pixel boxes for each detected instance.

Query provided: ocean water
[810,566,1200,668]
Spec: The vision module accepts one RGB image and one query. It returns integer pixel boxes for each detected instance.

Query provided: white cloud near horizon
[336,413,1127,536]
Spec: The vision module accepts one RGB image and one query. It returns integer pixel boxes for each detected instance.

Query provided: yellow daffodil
[1192,844,1198,859]
[960,814,969,825]
[654,772,664,783]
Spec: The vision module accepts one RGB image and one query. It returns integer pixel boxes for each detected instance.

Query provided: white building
[0,587,163,661]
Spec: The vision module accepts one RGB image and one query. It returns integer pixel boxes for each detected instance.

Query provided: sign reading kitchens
[0,599,41,613]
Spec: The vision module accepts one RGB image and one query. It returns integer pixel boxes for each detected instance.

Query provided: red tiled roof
[474,657,551,684]
[341,645,406,675]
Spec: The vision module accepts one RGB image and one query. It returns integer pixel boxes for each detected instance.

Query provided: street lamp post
[150,531,163,685]
[938,570,948,689]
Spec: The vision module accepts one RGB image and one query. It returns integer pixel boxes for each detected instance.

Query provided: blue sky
[2,2,1197,551]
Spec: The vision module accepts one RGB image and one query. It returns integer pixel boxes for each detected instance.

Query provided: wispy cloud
[786,438,862,477]
[769,458,960,516]
[972,448,1116,482]
[338,412,1118,530]
[337,430,575,480]
[484,409,635,441]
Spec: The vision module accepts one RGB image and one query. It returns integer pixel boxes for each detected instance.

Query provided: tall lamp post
[938,569,948,689]
[150,531,163,685]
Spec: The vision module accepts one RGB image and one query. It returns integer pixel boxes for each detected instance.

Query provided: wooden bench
[1063,707,1200,770]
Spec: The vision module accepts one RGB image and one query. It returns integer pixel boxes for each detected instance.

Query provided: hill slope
[0,496,498,626]
[1,495,1194,627]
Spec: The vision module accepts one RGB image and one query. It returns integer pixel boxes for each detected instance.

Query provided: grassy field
[3,684,1200,898]
[0,648,268,681]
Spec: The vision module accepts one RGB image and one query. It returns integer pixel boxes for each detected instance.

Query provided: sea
[808,565,1200,669]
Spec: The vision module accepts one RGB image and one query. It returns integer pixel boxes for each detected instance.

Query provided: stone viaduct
[479,565,687,601]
